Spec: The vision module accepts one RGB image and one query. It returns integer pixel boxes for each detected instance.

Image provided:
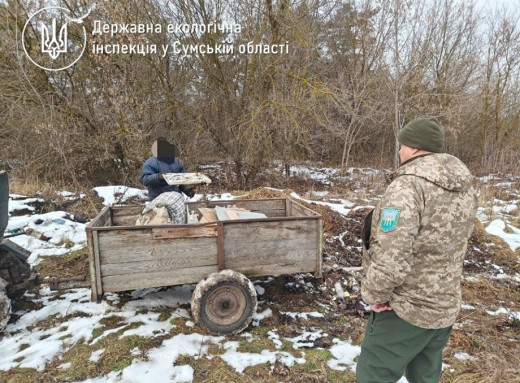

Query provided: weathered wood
[224,220,316,243]
[86,229,98,302]
[101,251,217,276]
[112,214,140,226]
[111,205,143,215]
[111,205,143,226]
[231,261,318,278]
[152,225,217,239]
[102,265,218,292]
[225,243,316,268]
[217,222,225,270]
[263,210,286,218]
[198,208,218,223]
[290,200,318,217]
[225,209,240,220]
[315,218,323,278]
[87,198,323,296]
[99,235,217,264]
[88,206,111,228]
[92,231,103,297]
[163,173,212,186]
[223,220,318,274]
[208,199,285,212]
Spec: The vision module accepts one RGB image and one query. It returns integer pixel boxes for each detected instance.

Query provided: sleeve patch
[379,207,401,232]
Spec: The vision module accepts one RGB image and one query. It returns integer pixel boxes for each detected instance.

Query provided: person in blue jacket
[140,137,195,201]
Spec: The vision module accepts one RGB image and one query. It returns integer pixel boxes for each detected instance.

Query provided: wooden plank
[225,209,240,220]
[102,265,218,292]
[290,200,319,217]
[163,173,212,186]
[111,205,143,226]
[86,229,99,302]
[198,208,218,223]
[225,243,316,268]
[223,220,318,274]
[231,261,318,278]
[92,231,103,297]
[217,222,224,270]
[186,202,210,211]
[101,252,217,276]
[111,205,143,215]
[315,218,323,278]
[224,220,317,243]
[99,236,217,264]
[152,225,217,239]
[88,206,111,228]
[112,214,140,226]
[208,199,286,212]
[262,210,286,218]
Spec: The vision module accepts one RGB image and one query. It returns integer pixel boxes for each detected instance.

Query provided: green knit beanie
[398,117,445,153]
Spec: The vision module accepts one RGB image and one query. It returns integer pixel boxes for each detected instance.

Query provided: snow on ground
[485,219,520,251]
[93,186,148,206]
[8,197,44,215]
[6,207,86,265]
[220,340,306,374]
[290,192,355,216]
[289,164,380,187]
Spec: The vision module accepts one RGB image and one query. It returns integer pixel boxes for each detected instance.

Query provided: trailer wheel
[191,270,257,335]
[0,288,11,333]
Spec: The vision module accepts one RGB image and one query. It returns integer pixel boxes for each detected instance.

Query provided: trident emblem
[41,18,67,59]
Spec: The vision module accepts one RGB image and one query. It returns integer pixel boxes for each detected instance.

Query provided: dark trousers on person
[356,310,452,383]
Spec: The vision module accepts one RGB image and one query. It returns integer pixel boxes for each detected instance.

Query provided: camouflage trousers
[356,310,452,383]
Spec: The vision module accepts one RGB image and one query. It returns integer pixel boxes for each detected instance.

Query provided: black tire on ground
[191,270,257,335]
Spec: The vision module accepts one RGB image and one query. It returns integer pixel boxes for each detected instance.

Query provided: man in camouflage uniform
[356,117,478,383]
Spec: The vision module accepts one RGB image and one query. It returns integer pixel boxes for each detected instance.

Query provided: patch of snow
[252,308,272,327]
[220,341,305,374]
[485,308,510,316]
[280,311,325,320]
[461,304,476,310]
[311,191,329,198]
[89,348,105,363]
[290,192,352,216]
[0,288,109,371]
[454,352,477,362]
[287,329,327,349]
[327,338,361,371]
[7,212,87,265]
[493,203,518,215]
[254,285,265,296]
[115,333,223,383]
[8,196,44,215]
[56,191,85,201]
[267,329,283,349]
[485,220,520,251]
[93,186,147,206]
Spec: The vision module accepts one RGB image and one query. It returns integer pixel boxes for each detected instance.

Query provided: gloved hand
[184,186,195,198]
[158,173,165,181]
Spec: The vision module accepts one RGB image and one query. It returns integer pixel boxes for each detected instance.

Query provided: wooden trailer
[86,198,323,334]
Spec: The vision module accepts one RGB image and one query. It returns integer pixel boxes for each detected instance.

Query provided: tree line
[0,0,518,189]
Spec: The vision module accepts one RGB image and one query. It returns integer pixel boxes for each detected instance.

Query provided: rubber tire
[191,270,257,335]
[0,289,11,332]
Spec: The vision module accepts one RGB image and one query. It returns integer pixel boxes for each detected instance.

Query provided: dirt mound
[245,187,291,200]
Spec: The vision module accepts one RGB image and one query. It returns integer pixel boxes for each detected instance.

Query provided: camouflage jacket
[361,153,478,329]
